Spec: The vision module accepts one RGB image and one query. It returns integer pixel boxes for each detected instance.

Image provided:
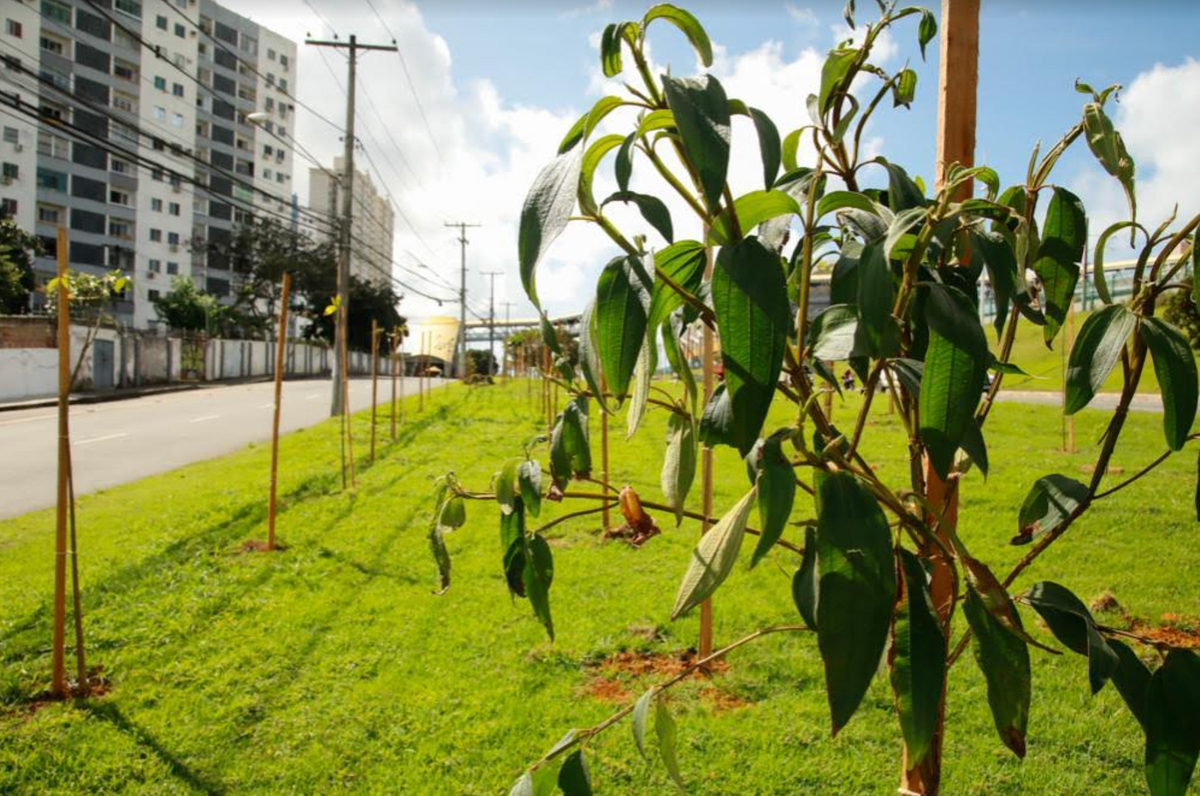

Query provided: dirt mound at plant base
[583,650,745,710]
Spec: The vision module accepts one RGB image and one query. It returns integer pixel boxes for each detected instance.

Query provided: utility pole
[445,221,480,379]
[307,34,397,416]
[482,271,502,377]
[501,301,515,378]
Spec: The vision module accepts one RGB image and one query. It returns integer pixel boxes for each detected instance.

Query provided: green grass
[1,380,1196,795]
[987,308,1200,394]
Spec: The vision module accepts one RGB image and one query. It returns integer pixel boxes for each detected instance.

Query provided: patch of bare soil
[583,650,747,710]
[1089,593,1200,649]
[239,539,285,553]
[12,665,111,720]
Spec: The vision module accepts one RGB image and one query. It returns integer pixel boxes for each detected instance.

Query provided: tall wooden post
[51,226,69,698]
[904,1,979,793]
[369,320,379,464]
[390,329,398,441]
[600,375,611,530]
[418,332,426,413]
[342,311,357,489]
[267,272,291,551]
[699,240,716,659]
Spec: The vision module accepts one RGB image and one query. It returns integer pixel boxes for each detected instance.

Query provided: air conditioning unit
[13,144,22,153]
[0,176,11,185]
[169,244,179,252]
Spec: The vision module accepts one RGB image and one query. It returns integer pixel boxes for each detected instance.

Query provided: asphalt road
[0,377,443,520]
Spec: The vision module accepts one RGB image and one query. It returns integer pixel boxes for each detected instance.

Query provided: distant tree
[151,277,225,333]
[466,348,497,377]
[299,275,406,350]
[0,219,40,314]
[1162,276,1200,349]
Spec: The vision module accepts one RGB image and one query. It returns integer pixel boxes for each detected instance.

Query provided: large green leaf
[698,381,735,448]
[891,548,946,766]
[496,459,520,516]
[963,585,1031,759]
[577,134,625,215]
[707,190,800,246]
[972,229,1019,337]
[1025,581,1118,694]
[819,48,859,115]
[1111,638,1152,730]
[599,22,635,78]
[919,284,989,479]
[746,431,795,567]
[518,148,583,307]
[557,749,593,796]
[662,74,731,211]
[559,96,625,154]
[1033,187,1087,346]
[1065,304,1136,414]
[660,412,697,525]
[647,240,706,334]
[631,688,654,759]
[1013,474,1088,545]
[662,315,698,415]
[1083,101,1136,228]
[655,698,687,792]
[748,106,781,188]
[602,191,674,243]
[815,472,896,735]
[711,236,790,455]
[670,486,756,620]
[522,533,555,641]
[518,459,542,519]
[595,255,650,400]
[807,304,858,362]
[577,301,605,412]
[1141,317,1199,451]
[855,241,898,358]
[644,4,713,67]
[1093,220,1141,305]
[792,526,819,630]
[562,396,591,477]
[1145,650,1200,796]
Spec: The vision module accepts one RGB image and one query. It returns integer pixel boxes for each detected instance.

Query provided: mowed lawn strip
[1,380,1195,795]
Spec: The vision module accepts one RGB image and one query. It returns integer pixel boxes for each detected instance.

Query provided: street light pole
[482,271,502,377]
[444,221,480,379]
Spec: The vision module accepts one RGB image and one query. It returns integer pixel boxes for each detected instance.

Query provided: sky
[234,0,1200,328]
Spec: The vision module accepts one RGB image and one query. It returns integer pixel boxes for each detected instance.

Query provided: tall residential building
[0,0,297,329]
[308,156,395,287]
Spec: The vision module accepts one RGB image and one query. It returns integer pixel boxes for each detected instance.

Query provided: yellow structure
[405,316,460,370]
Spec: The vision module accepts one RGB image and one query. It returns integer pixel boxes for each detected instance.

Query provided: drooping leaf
[518,459,543,519]
[599,22,634,78]
[698,381,735,448]
[496,459,521,516]
[960,552,1060,655]
[855,241,899,358]
[439,496,466,530]
[508,767,557,796]
[523,533,555,641]
[655,698,687,792]
[671,486,757,620]
[602,191,674,243]
[708,190,800,246]
[626,336,654,439]
[792,525,819,630]
[428,525,451,594]
[595,255,650,401]
[972,229,1019,337]
[917,9,937,60]
[519,149,584,307]
[557,749,593,796]
[1141,317,1199,451]
[748,106,781,188]
[615,132,636,192]
[631,688,654,759]
[919,284,989,479]
[662,74,731,211]
[577,301,605,412]
[1025,581,1119,694]
[711,236,790,455]
[559,96,625,154]
[549,413,572,490]
[891,548,946,766]
[746,431,795,567]
[1111,639,1152,730]
[807,304,858,362]
[1093,220,1142,305]
[879,158,926,213]
[644,3,713,67]
[963,585,1031,759]
[577,134,625,215]
[562,397,592,477]
[662,315,698,414]
[819,48,859,115]
[1083,101,1136,229]
[647,240,707,335]
[661,412,697,525]
[1065,304,1136,414]
[1013,473,1088,545]
[815,472,896,735]
[893,67,917,108]
[1033,187,1087,346]
[1145,650,1200,796]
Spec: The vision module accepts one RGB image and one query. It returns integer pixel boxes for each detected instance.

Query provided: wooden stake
[52,226,69,698]
[66,447,87,695]
[390,328,398,441]
[600,375,611,530]
[904,1,980,793]
[267,272,291,551]
[369,320,379,464]
[342,310,357,489]
[418,331,426,413]
[699,239,716,660]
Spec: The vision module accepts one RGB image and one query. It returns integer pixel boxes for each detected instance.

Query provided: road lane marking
[0,413,56,427]
[258,402,275,409]
[74,432,129,445]
[189,414,220,423]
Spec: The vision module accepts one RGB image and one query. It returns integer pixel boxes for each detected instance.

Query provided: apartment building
[0,0,297,329]
[308,156,395,287]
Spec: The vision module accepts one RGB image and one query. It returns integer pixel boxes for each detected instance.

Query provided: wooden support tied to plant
[418,331,426,413]
[390,327,398,441]
[600,375,611,530]
[903,0,979,792]
[51,226,70,699]
[266,271,291,551]
[370,320,379,464]
[698,238,715,659]
[342,308,357,489]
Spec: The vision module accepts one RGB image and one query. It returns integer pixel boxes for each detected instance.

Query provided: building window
[149,228,162,242]
[279,78,287,92]
[167,261,179,275]
[167,231,180,246]
[174,23,185,38]
[112,92,136,113]
[39,33,67,55]
[170,112,183,128]
[114,59,137,81]
[267,48,276,61]
[42,0,71,25]
[148,289,160,301]
[36,168,67,191]
[114,0,142,19]
[7,19,24,38]
[151,169,163,182]
[172,83,184,97]
[168,202,180,216]
[155,14,167,30]
[2,126,16,144]
[37,204,62,225]
[150,198,163,211]
[37,132,70,159]
[111,159,131,174]
[2,162,18,181]
[148,258,161,272]
[109,220,132,239]
[110,190,132,207]
[240,34,257,55]
[153,105,166,122]
[280,54,289,70]
[112,121,138,145]
[153,75,166,91]
[40,101,66,122]
[0,198,16,218]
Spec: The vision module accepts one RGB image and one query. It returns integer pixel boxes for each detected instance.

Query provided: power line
[359,0,444,164]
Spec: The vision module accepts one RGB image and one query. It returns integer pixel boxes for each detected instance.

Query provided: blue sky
[244,0,1200,322]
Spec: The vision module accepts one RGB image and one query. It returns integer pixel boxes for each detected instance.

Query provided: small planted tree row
[427,3,1199,794]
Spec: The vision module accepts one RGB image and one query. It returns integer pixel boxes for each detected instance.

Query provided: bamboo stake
[369,320,379,464]
[390,328,398,441]
[342,310,356,489]
[267,272,291,551]
[600,375,611,530]
[52,226,69,698]
[66,446,87,695]
[699,240,716,659]
[418,331,426,413]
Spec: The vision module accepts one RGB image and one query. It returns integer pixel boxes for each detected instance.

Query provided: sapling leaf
[963,585,1030,759]
[1024,581,1119,694]
[595,255,650,401]
[792,526,819,630]
[746,431,795,567]
[890,548,945,766]
[518,459,543,519]
[707,190,800,245]
[1065,304,1136,414]
[1033,187,1087,346]
[671,486,757,619]
[662,74,731,211]
[602,190,674,243]
[655,698,687,792]
[806,304,858,362]
[1013,474,1089,545]
[698,381,736,448]
[661,412,697,526]
[557,749,593,796]
[1144,650,1200,796]
[523,533,555,641]
[518,148,584,307]
[647,240,706,335]
[644,3,713,67]
[1140,317,1198,451]
[559,96,625,154]
[631,688,654,759]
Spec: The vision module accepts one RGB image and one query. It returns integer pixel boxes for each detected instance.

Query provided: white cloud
[785,4,819,27]
[1068,58,1200,263]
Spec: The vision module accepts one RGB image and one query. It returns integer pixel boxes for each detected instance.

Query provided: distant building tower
[308,156,394,288]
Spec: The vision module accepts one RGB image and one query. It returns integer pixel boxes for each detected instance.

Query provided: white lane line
[305,393,322,401]
[74,432,129,445]
[0,413,56,427]
[189,414,220,423]
[258,402,275,409]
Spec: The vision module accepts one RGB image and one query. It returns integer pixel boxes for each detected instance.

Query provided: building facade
[0,0,297,329]
[308,155,394,287]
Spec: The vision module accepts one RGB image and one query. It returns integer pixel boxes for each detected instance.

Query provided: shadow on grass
[80,701,229,796]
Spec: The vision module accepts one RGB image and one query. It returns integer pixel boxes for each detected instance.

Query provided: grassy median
[1,379,1196,795]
